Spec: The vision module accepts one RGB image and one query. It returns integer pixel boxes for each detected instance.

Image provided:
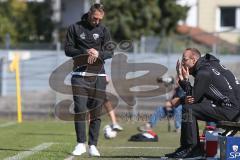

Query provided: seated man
[165,48,240,159]
[138,85,185,133]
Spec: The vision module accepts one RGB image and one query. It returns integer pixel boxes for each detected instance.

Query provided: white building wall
[177,0,198,27]
[198,0,240,44]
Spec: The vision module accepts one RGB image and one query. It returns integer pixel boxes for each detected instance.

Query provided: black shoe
[165,146,187,158]
[173,145,204,159]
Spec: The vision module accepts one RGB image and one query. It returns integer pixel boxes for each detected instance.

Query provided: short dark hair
[89,3,104,13]
[185,48,201,58]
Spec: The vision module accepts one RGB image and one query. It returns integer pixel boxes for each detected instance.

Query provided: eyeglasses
[182,58,191,62]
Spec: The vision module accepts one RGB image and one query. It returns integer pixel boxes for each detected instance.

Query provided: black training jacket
[64,13,113,74]
[202,54,240,107]
[179,56,239,110]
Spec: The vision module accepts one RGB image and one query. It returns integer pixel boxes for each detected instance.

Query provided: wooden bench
[217,120,240,136]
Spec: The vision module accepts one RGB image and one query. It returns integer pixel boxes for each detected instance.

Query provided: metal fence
[0,43,239,119]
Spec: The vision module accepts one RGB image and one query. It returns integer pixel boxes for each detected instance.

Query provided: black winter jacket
[202,54,240,106]
[179,56,239,110]
[64,13,113,74]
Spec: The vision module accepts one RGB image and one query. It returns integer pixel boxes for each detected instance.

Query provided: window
[216,7,240,31]
[220,7,235,27]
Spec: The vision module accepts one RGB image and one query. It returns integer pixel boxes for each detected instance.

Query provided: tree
[0,0,53,45]
[0,0,27,44]
[102,0,188,41]
[102,0,161,41]
[0,14,17,44]
[26,0,54,42]
[158,0,188,34]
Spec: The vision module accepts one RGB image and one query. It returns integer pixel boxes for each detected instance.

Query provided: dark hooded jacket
[64,13,113,74]
[201,54,240,106]
[179,55,239,111]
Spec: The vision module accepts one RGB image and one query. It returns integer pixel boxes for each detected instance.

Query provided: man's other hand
[185,96,195,104]
[87,48,99,64]
[88,48,99,58]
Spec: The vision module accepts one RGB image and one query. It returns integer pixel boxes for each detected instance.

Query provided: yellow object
[9,54,22,123]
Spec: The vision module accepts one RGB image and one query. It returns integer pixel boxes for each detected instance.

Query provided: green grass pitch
[0,117,206,160]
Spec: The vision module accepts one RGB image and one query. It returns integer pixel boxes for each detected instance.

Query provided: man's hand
[88,48,99,57]
[176,60,183,80]
[165,101,172,111]
[184,96,195,104]
[165,101,172,108]
[87,48,99,64]
[182,66,189,80]
[176,59,190,81]
[87,55,97,64]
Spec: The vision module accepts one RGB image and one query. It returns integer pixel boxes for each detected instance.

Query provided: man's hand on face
[87,48,99,64]
[182,66,189,80]
[176,60,184,80]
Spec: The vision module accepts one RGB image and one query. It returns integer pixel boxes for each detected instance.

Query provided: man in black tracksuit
[166,48,240,159]
[64,4,113,157]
